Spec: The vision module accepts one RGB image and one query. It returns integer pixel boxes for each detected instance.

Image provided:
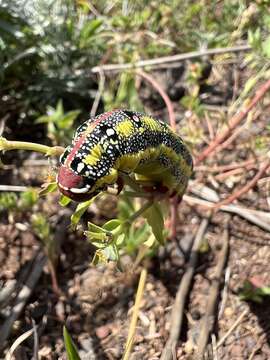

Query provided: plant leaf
[39,182,58,197]
[63,326,81,360]
[71,198,94,229]
[143,203,165,245]
[59,195,72,207]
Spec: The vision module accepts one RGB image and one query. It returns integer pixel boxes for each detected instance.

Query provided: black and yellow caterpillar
[57,109,193,201]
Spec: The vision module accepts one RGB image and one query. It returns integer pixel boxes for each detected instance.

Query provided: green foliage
[2,0,269,128]
[71,198,97,229]
[31,213,58,265]
[39,182,58,197]
[239,280,270,303]
[0,0,105,137]
[80,191,165,265]
[143,203,165,245]
[63,326,81,360]
[0,189,38,213]
[0,192,17,212]
[36,100,80,144]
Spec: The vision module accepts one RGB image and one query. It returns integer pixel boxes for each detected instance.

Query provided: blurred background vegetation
[0,0,269,145]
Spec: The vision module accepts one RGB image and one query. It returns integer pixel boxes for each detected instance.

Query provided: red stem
[136,70,176,131]
[214,159,270,209]
[195,78,270,164]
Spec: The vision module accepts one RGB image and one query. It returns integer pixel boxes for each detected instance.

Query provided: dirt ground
[1,58,270,360]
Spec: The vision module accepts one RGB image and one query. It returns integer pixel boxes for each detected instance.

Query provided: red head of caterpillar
[57,109,193,202]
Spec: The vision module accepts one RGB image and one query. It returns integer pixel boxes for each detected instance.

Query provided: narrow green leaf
[39,182,58,197]
[59,195,72,207]
[103,219,122,231]
[71,198,94,229]
[262,36,270,58]
[87,221,108,233]
[63,326,81,360]
[80,19,103,40]
[57,110,81,129]
[143,203,165,245]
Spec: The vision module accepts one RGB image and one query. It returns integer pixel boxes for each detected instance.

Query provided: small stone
[96,325,111,339]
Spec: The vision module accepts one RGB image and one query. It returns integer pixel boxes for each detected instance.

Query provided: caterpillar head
[57,165,98,202]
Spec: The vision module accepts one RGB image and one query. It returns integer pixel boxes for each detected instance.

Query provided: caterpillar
[57,109,193,202]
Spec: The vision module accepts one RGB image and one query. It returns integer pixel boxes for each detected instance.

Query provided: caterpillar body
[57,109,193,202]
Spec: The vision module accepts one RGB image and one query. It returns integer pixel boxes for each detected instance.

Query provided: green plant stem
[126,200,153,225]
[119,172,142,192]
[0,137,64,156]
[123,267,147,360]
[124,191,152,198]
[112,200,153,240]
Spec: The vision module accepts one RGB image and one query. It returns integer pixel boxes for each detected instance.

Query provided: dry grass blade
[216,309,249,349]
[122,268,147,360]
[5,328,34,360]
[160,217,210,360]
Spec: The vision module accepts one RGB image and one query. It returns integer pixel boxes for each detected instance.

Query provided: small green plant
[0,188,38,213]
[36,100,80,145]
[31,213,58,266]
[63,326,81,360]
[31,212,60,293]
[239,279,270,303]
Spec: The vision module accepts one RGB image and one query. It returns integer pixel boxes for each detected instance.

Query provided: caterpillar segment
[57,110,193,202]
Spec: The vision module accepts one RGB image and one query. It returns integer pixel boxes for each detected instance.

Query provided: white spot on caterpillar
[58,183,69,191]
[77,162,85,173]
[106,128,115,136]
[70,185,90,194]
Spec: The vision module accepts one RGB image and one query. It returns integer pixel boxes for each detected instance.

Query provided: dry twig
[0,252,46,348]
[90,69,105,118]
[194,224,229,359]
[215,309,249,349]
[92,45,251,73]
[183,194,270,232]
[160,218,210,360]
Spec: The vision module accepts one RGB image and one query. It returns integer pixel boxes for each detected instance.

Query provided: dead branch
[194,224,229,359]
[160,217,210,360]
[0,252,46,348]
[183,194,270,232]
[92,45,251,73]
[196,78,270,164]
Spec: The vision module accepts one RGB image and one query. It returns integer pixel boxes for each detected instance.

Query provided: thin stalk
[126,200,153,225]
[0,137,64,157]
[123,268,147,360]
[123,191,153,198]
[119,172,142,192]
